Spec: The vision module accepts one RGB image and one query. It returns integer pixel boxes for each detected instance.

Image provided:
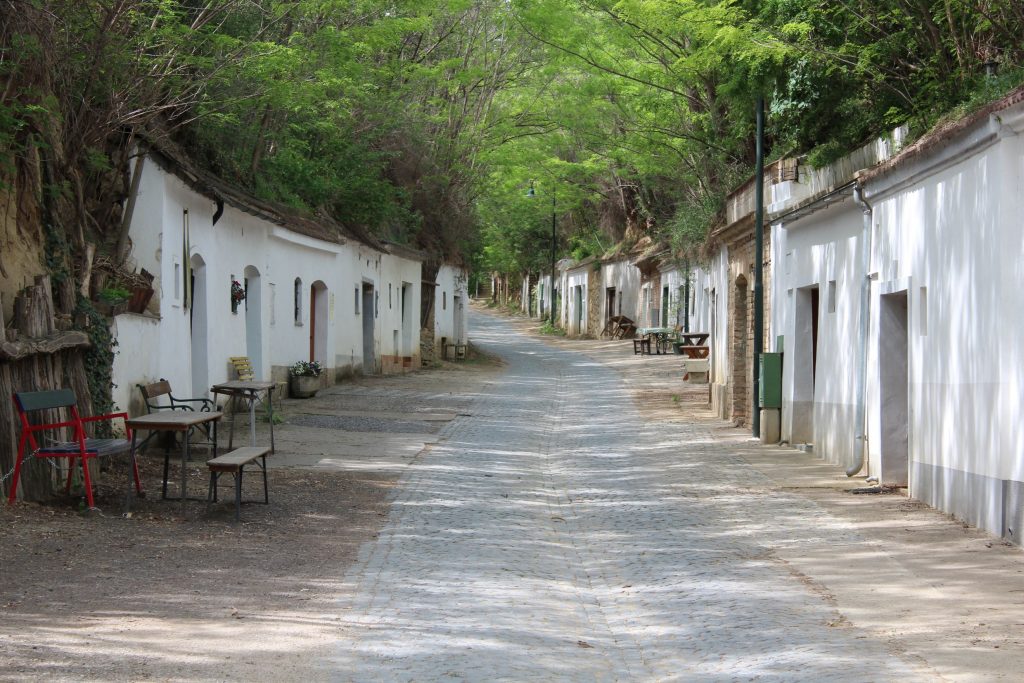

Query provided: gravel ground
[0,353,499,682]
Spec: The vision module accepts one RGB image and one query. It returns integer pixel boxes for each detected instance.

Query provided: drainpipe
[849,184,873,477]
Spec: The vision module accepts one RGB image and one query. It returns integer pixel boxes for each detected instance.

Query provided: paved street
[328,311,935,681]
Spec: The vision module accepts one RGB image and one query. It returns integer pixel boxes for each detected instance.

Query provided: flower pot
[128,286,154,314]
[289,374,319,398]
[97,299,128,317]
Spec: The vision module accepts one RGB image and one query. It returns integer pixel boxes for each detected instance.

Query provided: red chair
[8,389,142,510]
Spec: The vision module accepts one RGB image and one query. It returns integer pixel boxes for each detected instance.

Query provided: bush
[289,360,324,377]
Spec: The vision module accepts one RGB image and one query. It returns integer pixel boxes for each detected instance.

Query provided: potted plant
[289,360,323,398]
[231,279,246,313]
[97,285,131,316]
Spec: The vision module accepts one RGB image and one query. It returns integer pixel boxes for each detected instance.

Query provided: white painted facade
[109,151,422,415]
[599,258,641,326]
[704,246,731,405]
[537,273,555,322]
[767,92,1024,541]
[772,199,865,464]
[859,98,1024,539]
[434,264,469,352]
[559,260,590,336]
[378,250,423,373]
[660,263,712,334]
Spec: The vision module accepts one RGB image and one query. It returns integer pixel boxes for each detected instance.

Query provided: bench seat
[37,438,131,457]
[207,446,270,521]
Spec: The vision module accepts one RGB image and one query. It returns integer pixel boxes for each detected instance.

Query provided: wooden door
[309,284,317,361]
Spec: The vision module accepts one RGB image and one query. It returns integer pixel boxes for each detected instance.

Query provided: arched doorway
[190,254,209,397]
[244,265,262,378]
[310,280,328,363]
[362,282,375,374]
[732,274,749,423]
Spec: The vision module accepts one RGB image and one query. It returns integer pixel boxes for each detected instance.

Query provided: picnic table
[210,380,277,452]
[672,331,710,358]
[637,327,675,355]
[678,332,709,347]
[126,410,223,510]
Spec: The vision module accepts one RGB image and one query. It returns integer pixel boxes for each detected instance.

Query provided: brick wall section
[587,268,602,337]
[724,233,772,427]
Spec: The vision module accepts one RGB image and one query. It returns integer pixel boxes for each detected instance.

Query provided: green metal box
[759,352,782,409]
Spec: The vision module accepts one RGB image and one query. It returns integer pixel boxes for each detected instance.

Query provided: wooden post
[0,276,94,503]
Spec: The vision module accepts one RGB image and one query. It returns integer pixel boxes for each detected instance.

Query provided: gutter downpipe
[849,183,873,477]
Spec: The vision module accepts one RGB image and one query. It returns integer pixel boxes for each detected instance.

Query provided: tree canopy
[2,0,1022,282]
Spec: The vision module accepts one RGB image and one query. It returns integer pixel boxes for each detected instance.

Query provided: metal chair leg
[207,471,216,512]
[161,446,171,499]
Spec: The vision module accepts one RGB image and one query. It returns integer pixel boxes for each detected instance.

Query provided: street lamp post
[548,191,556,327]
[527,182,557,327]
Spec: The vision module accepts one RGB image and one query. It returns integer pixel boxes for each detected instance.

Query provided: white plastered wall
[599,260,640,324]
[563,267,589,335]
[434,264,468,352]
[773,199,864,466]
[706,246,730,414]
[110,155,410,413]
[863,106,1024,537]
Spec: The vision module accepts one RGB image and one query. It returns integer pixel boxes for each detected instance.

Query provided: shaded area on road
[329,309,930,681]
[0,358,497,682]
[288,413,445,434]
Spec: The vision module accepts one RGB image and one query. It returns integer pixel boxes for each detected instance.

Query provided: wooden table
[678,332,709,347]
[211,380,276,452]
[126,410,223,510]
[680,345,710,358]
[638,327,674,355]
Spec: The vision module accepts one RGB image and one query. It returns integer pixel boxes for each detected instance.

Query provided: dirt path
[0,358,499,682]
[4,303,1024,681]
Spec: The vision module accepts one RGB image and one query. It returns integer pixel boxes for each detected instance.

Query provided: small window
[920,286,928,336]
[443,291,447,310]
[827,280,837,313]
[294,277,303,324]
[389,283,393,308]
[354,287,360,314]
[173,260,181,303]
[269,283,276,325]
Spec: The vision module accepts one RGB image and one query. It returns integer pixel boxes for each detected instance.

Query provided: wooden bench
[206,446,270,521]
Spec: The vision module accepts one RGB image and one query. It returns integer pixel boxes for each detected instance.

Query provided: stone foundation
[381,354,420,374]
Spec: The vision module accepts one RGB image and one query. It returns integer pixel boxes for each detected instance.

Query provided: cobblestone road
[330,312,935,681]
